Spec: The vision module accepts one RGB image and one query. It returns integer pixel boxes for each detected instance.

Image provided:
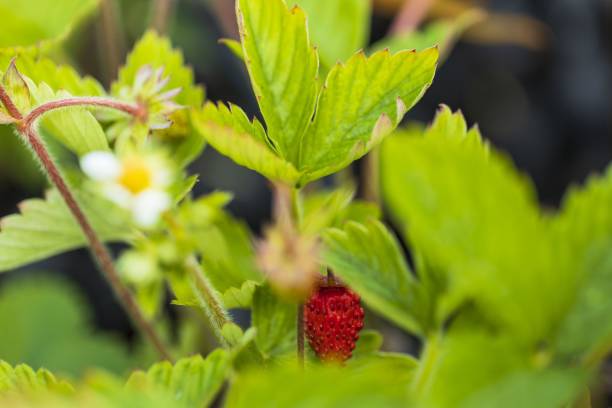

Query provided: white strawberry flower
[81,151,173,227]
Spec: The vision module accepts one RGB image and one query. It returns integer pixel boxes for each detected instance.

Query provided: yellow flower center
[118,157,153,194]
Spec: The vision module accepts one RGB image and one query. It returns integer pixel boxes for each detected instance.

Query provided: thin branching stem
[1,89,173,361]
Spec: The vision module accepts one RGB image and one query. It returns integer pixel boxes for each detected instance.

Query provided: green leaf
[219,38,244,61]
[299,48,438,184]
[6,55,105,97]
[0,189,132,272]
[351,329,383,358]
[236,0,319,163]
[323,219,428,335]
[2,59,32,113]
[301,186,380,235]
[381,107,564,344]
[0,0,98,52]
[0,276,138,377]
[193,210,263,298]
[294,0,370,70]
[461,369,585,408]
[193,102,299,183]
[551,167,612,362]
[415,332,584,408]
[225,361,412,407]
[0,361,73,396]
[222,280,260,309]
[113,30,203,108]
[125,350,231,408]
[251,285,296,359]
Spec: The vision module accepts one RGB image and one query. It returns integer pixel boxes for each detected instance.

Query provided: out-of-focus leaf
[381,106,566,344]
[294,0,370,72]
[125,350,230,408]
[225,361,413,407]
[0,189,132,272]
[0,0,98,52]
[551,167,612,363]
[251,285,296,360]
[0,276,135,376]
[299,48,438,184]
[323,219,429,335]
[301,186,380,235]
[236,0,319,164]
[0,361,74,396]
[415,331,582,408]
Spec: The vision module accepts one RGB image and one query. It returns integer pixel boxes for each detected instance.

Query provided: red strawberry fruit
[304,281,364,362]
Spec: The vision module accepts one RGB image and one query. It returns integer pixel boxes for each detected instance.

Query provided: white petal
[81,151,121,181]
[101,184,133,208]
[132,190,171,227]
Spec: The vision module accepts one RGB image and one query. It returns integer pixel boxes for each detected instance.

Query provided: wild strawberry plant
[0,0,610,407]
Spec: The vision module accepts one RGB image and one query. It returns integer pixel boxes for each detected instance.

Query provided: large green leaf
[299,47,438,184]
[381,107,564,344]
[225,361,412,407]
[0,361,73,396]
[322,219,429,335]
[0,0,98,52]
[236,0,319,163]
[125,350,230,408]
[0,189,132,272]
[193,102,299,183]
[551,167,612,362]
[294,0,370,71]
[414,331,583,408]
[0,276,138,377]
[251,285,296,360]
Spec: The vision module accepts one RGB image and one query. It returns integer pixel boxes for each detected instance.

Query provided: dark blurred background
[0,0,611,365]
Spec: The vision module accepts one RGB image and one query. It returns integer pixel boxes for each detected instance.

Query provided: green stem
[411,333,442,396]
[185,256,231,347]
[361,146,381,204]
[289,187,305,366]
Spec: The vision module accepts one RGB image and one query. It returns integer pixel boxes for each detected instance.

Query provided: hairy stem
[0,86,23,120]
[289,186,305,366]
[1,90,172,361]
[185,256,230,347]
[150,0,176,34]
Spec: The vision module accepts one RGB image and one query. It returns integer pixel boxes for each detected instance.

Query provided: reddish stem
[0,85,23,120]
[1,91,172,361]
[22,97,145,129]
[388,0,434,36]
